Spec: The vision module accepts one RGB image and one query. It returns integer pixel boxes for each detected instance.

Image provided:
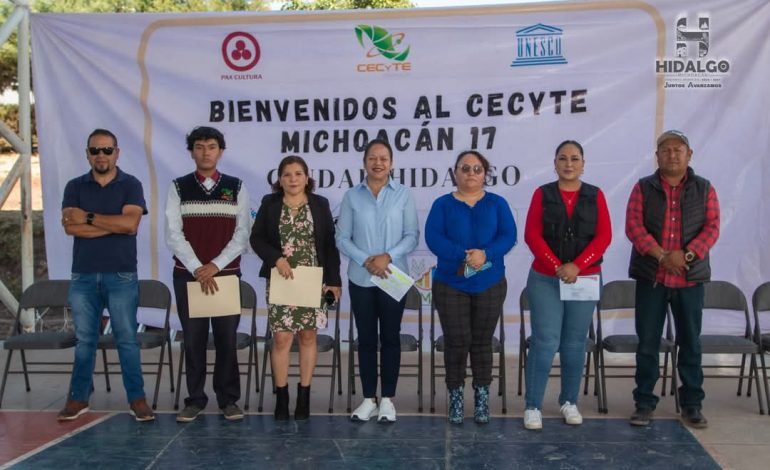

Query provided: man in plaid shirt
[625,130,720,429]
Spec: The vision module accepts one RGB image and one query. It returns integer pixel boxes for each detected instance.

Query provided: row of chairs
[0,279,480,414]
[518,280,770,415]
[2,279,770,416]
[0,279,259,410]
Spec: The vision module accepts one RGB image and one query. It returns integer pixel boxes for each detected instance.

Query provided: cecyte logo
[355,25,410,62]
[221,32,261,72]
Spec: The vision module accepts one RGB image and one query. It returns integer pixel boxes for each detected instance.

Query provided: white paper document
[370,263,415,302]
[269,266,324,308]
[559,274,601,301]
[187,275,241,318]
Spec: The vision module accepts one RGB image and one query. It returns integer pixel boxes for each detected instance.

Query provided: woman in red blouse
[522,140,612,430]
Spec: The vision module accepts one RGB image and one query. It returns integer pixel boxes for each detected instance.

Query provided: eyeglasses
[88,147,115,156]
[458,164,484,175]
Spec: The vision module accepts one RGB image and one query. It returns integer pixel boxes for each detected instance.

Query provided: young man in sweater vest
[165,126,251,422]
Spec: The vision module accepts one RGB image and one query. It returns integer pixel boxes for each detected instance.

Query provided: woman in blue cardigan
[425,150,517,424]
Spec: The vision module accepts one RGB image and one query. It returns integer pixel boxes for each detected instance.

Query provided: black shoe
[629,407,653,426]
[274,385,290,421]
[681,408,708,429]
[294,383,310,421]
[221,403,244,421]
[177,404,204,423]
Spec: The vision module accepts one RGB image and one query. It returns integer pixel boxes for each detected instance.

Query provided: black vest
[628,168,711,282]
[541,181,602,267]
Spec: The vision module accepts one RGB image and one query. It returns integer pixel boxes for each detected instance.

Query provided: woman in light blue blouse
[425,150,517,424]
[336,139,419,423]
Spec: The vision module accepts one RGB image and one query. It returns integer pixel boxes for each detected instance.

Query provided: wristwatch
[86,212,95,225]
[684,251,696,263]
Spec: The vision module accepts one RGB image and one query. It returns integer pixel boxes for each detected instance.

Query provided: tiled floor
[5,414,719,469]
[0,346,768,469]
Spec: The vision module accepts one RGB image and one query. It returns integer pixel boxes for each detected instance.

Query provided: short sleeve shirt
[62,167,147,273]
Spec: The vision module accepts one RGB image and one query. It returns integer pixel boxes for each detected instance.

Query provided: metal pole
[0,4,24,45]
[17,0,34,329]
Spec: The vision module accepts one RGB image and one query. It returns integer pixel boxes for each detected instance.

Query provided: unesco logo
[221,31,261,72]
[511,23,567,67]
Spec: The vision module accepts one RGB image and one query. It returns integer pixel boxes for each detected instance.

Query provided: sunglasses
[88,147,115,156]
[458,164,484,175]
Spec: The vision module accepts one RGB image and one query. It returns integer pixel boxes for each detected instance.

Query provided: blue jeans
[525,269,598,410]
[68,272,145,403]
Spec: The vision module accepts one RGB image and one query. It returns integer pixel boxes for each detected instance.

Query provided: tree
[0,0,268,93]
[1,2,18,95]
[32,0,266,13]
[281,0,414,11]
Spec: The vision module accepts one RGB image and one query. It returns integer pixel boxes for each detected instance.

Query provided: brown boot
[129,397,155,422]
[57,400,90,421]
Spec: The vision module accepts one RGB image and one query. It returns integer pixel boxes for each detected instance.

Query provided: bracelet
[657,253,665,263]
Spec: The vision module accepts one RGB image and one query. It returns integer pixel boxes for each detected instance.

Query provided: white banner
[31,1,770,340]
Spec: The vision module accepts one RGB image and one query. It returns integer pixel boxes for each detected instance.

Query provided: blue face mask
[464,261,492,278]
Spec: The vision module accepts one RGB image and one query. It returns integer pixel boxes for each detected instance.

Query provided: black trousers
[432,278,506,389]
[349,282,406,398]
[633,279,705,410]
[173,271,241,409]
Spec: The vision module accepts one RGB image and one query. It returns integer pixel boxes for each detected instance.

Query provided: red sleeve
[524,188,561,274]
[573,189,612,271]
[625,182,658,256]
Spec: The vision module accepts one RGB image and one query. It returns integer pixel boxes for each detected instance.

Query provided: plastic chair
[749,281,770,410]
[699,280,768,414]
[0,280,76,408]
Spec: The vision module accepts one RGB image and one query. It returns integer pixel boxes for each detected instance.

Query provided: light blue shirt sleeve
[386,188,419,261]
[335,190,370,267]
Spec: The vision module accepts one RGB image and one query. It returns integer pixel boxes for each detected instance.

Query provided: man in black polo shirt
[59,128,154,422]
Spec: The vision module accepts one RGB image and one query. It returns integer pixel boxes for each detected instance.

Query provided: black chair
[98,279,174,409]
[174,280,259,410]
[429,298,507,414]
[699,280,768,414]
[596,280,678,414]
[258,301,341,413]
[516,287,602,412]
[346,286,423,413]
[0,280,76,408]
[750,281,770,410]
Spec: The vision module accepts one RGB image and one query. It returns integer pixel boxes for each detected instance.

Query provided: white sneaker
[378,397,397,423]
[524,409,542,430]
[351,398,378,422]
[560,401,583,425]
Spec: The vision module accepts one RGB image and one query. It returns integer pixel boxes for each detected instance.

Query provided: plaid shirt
[625,172,720,288]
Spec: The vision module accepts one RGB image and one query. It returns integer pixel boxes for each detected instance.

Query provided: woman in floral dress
[251,155,341,421]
